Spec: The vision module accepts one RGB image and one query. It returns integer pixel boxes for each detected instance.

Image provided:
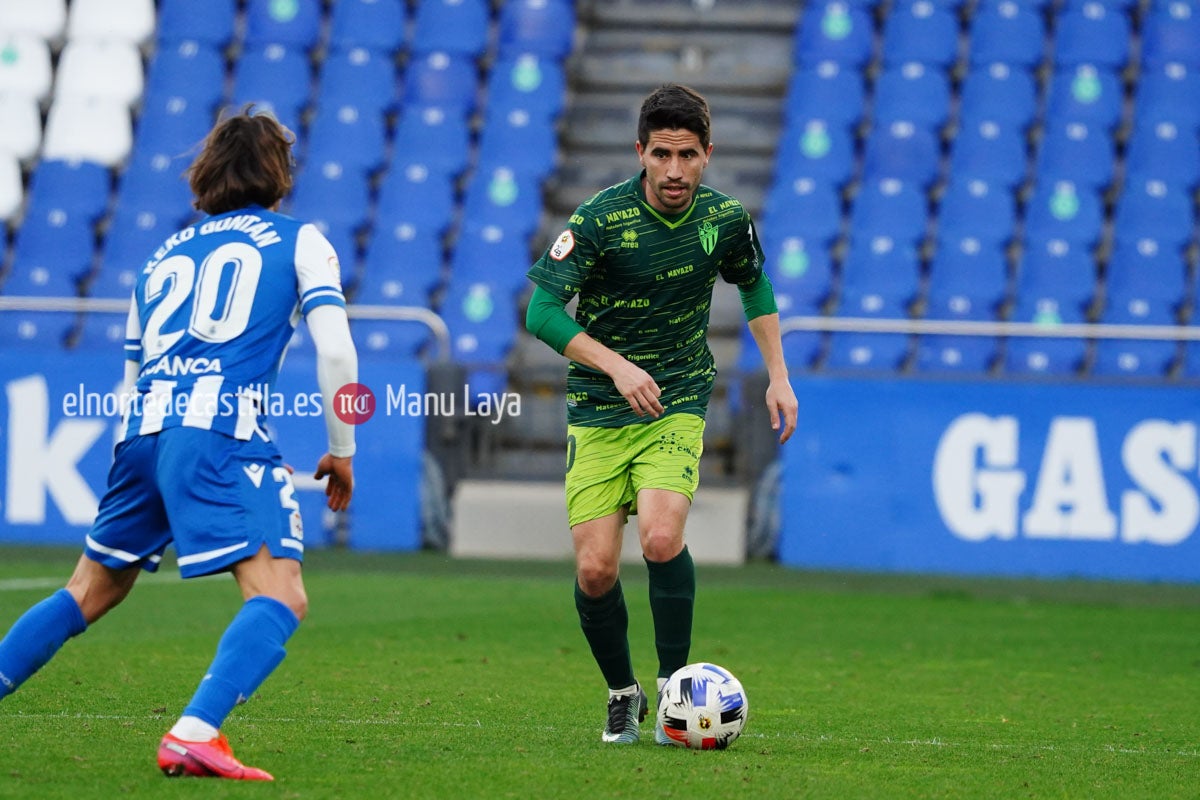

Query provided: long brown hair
[188,105,296,215]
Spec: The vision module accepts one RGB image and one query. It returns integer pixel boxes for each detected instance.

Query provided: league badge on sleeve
[550,230,575,261]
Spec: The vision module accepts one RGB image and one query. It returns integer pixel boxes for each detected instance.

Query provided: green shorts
[565,412,705,527]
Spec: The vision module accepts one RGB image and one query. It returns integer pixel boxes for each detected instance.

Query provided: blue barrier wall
[780,376,1200,582]
[0,350,424,552]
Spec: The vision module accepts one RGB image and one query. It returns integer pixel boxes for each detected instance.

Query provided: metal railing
[779,315,1200,341]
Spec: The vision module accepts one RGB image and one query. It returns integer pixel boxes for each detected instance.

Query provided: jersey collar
[636,170,699,229]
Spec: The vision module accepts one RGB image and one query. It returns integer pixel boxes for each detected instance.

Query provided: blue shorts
[85,427,305,578]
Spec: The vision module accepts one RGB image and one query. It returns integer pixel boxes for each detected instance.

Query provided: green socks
[575,580,636,690]
[646,546,695,680]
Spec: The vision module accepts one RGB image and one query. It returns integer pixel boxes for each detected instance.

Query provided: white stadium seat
[0,92,43,162]
[42,96,132,167]
[66,0,157,46]
[54,40,145,107]
[0,0,67,41]
[0,33,53,101]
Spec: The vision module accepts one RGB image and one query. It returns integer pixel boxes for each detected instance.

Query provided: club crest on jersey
[550,230,575,261]
[698,220,719,255]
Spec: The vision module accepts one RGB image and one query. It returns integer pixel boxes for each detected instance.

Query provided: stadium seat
[25,159,111,224]
[968,1,1045,68]
[391,105,473,179]
[0,92,42,162]
[934,178,1015,251]
[497,0,576,59]
[9,208,94,296]
[304,103,388,177]
[440,279,519,398]
[0,33,52,102]
[144,40,226,115]
[449,223,535,299]
[1003,296,1089,376]
[1096,241,1184,378]
[403,51,480,115]
[354,267,432,308]
[916,280,1002,375]
[41,97,133,167]
[774,118,857,186]
[375,160,458,237]
[870,62,951,131]
[231,45,313,134]
[484,53,567,121]
[244,0,323,51]
[475,107,559,180]
[1141,0,1200,68]
[361,225,444,304]
[826,330,912,371]
[784,60,866,129]
[351,318,432,359]
[156,0,235,47]
[761,177,843,247]
[947,119,1029,189]
[116,150,195,223]
[1014,236,1096,313]
[459,167,542,242]
[781,327,824,371]
[848,179,929,247]
[1052,1,1131,69]
[410,0,491,58]
[0,311,74,349]
[54,40,145,107]
[927,236,1010,312]
[328,0,408,54]
[1022,181,1104,250]
[1135,62,1200,130]
[1123,120,1200,190]
[958,63,1039,129]
[763,235,834,314]
[0,152,20,222]
[860,120,941,187]
[0,0,66,40]
[881,0,959,69]
[1044,64,1124,130]
[837,235,921,319]
[1092,337,1178,378]
[317,47,400,117]
[287,161,373,240]
[794,2,876,68]
[135,90,216,159]
[73,311,128,351]
[66,0,155,45]
[1033,121,1114,191]
[1111,178,1195,250]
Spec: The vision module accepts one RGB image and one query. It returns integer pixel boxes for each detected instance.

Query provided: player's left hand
[314,454,354,512]
[765,377,798,444]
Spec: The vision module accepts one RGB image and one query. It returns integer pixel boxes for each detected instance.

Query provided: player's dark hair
[188,105,296,215]
[637,84,711,149]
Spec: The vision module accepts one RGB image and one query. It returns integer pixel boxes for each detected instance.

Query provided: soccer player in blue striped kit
[0,108,358,780]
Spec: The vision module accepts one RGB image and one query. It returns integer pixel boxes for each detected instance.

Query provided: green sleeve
[738,271,779,321]
[525,284,585,354]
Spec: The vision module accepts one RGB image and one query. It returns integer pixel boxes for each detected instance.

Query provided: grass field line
[0,573,184,592]
[6,711,1198,758]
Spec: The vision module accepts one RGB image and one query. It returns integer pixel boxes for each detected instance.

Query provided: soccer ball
[657,662,748,750]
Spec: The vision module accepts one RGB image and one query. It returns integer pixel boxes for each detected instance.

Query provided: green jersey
[527,172,767,428]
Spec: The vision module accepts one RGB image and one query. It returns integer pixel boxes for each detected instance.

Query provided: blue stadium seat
[144,40,225,114]
[484,54,567,121]
[1053,1,1131,69]
[0,311,74,349]
[1104,237,1190,320]
[1033,121,1114,191]
[826,331,912,371]
[116,150,195,224]
[1135,62,1200,129]
[304,103,388,176]
[375,160,458,237]
[403,51,480,115]
[328,0,408,54]
[73,312,128,352]
[97,202,179,281]
[475,107,558,181]
[781,328,825,371]
[795,2,876,68]
[1123,120,1200,190]
[24,159,111,224]
[1141,0,1200,68]
[9,208,94,295]
[870,62,951,131]
[762,235,835,314]
[761,177,843,247]
[784,61,866,129]
[860,120,941,187]
[157,0,236,47]
[459,167,542,241]
[837,235,922,318]
[926,236,1010,324]
[497,0,576,59]
[1003,296,1088,376]
[934,178,1015,251]
[1044,64,1124,130]
[774,118,857,187]
[916,281,1002,375]
[411,0,491,58]
[449,223,534,299]
[1022,181,1104,249]
[1014,236,1096,313]
[958,63,1039,129]
[316,47,400,116]
[244,0,323,51]
[881,0,959,69]
[848,180,929,247]
[287,161,372,236]
[391,105,473,178]
[135,89,216,159]
[1092,337,1178,378]
[1112,178,1195,250]
[351,318,432,359]
[231,45,312,134]
[968,1,1045,69]
[361,225,444,304]
[947,119,1029,189]
[440,279,519,398]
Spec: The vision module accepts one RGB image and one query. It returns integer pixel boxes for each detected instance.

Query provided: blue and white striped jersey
[121,205,346,441]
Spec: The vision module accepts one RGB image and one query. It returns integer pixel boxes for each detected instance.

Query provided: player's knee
[576,559,619,597]
[283,589,308,622]
[641,527,684,563]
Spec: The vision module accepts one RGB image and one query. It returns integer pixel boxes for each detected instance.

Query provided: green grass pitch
[1,546,1198,799]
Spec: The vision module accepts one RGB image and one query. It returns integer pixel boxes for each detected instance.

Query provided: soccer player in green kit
[525,84,799,744]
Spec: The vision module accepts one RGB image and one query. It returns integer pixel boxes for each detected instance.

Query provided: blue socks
[0,589,87,700]
[182,596,299,729]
